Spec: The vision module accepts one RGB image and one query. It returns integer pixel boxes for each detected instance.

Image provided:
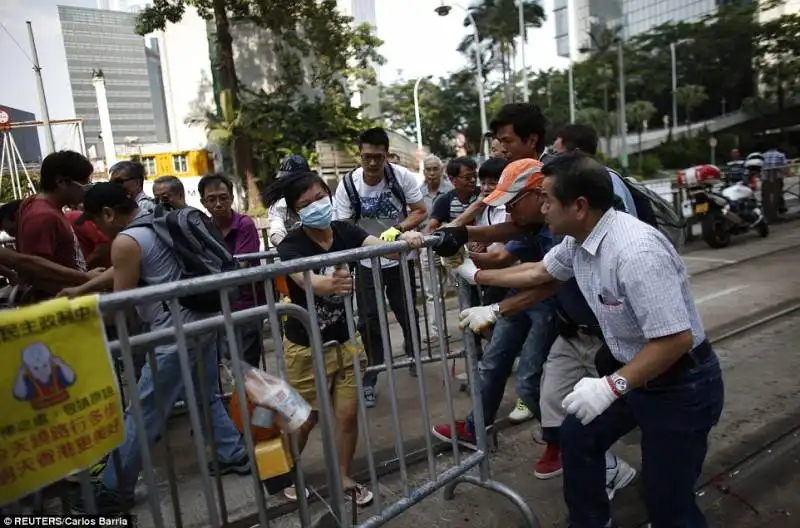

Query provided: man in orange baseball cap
[431,156,558,454]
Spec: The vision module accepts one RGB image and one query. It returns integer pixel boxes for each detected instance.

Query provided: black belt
[646,339,713,388]
[556,307,604,339]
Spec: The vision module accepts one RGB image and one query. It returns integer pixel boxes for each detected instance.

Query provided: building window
[142,157,157,177]
[173,154,188,173]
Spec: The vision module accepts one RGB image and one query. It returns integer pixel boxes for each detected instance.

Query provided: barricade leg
[442,279,540,528]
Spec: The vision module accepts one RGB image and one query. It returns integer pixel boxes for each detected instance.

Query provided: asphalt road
[73,221,800,527]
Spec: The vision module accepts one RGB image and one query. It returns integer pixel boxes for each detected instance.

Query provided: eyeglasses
[506,189,537,209]
[360,153,386,164]
[203,195,231,205]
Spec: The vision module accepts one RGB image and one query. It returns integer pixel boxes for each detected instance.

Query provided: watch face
[613,377,628,393]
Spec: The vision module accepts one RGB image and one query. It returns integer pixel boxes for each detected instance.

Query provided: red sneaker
[534,444,563,480]
[431,421,477,450]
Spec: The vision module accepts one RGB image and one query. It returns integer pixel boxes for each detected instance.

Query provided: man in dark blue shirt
[431,158,557,449]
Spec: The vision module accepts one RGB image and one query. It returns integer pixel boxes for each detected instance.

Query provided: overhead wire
[0,21,34,65]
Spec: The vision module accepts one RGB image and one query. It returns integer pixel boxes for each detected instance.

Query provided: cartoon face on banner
[0,296,124,505]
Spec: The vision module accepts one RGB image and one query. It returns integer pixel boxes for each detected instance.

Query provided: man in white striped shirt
[476,151,724,527]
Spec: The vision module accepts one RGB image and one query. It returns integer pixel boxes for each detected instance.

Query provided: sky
[0,0,566,147]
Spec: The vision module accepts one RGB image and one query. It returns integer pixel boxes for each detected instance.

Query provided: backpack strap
[342,169,361,222]
[385,164,408,221]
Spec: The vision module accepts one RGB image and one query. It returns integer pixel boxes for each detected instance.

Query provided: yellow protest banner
[0,295,124,505]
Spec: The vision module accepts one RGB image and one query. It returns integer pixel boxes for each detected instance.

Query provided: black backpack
[125,205,239,313]
[608,169,686,250]
[342,164,408,222]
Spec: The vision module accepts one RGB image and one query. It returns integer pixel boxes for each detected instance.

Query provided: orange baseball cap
[483,158,544,207]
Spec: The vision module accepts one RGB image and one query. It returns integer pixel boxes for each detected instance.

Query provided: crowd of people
[0,102,731,526]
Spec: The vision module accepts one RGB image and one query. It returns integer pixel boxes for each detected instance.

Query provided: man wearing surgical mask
[264,171,424,505]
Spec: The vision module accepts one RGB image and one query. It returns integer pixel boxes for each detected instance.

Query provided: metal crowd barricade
[8,236,536,527]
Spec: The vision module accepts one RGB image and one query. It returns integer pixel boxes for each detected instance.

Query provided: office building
[556,0,737,59]
[336,0,381,118]
[58,5,170,154]
[0,106,42,164]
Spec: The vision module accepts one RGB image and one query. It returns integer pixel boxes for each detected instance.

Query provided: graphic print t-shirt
[333,163,423,268]
[277,221,370,347]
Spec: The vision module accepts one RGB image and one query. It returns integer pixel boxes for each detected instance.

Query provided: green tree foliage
[627,100,657,171]
[458,0,545,103]
[380,70,495,157]
[675,85,708,133]
[136,0,384,202]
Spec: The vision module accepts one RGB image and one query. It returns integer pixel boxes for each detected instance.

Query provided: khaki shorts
[283,337,367,409]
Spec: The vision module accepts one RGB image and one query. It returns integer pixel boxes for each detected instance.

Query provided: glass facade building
[58,6,169,152]
[555,0,737,58]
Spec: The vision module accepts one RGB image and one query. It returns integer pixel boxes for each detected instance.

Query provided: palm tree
[676,84,708,135]
[458,0,545,103]
[576,107,614,154]
[626,100,657,172]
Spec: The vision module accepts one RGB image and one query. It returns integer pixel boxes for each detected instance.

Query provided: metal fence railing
[4,236,537,528]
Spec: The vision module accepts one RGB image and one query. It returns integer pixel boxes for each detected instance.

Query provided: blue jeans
[466,299,556,434]
[102,331,245,493]
[561,353,724,528]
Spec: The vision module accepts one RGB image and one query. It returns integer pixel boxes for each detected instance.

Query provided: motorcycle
[682,180,769,248]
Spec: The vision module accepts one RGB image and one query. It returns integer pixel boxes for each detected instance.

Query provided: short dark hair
[489,103,547,151]
[198,173,234,198]
[0,200,22,224]
[263,171,332,212]
[478,157,508,182]
[40,150,94,191]
[153,175,185,196]
[82,182,138,218]
[557,124,599,155]
[541,151,614,212]
[109,160,145,183]
[358,127,390,150]
[446,157,478,179]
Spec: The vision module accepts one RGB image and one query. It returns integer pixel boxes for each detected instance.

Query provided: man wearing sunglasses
[109,160,156,214]
[15,150,94,301]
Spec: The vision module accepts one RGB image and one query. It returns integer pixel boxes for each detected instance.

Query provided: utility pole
[518,0,529,101]
[617,41,628,171]
[27,21,55,155]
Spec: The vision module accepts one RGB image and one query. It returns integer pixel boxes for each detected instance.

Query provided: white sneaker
[606,455,637,500]
[508,398,534,424]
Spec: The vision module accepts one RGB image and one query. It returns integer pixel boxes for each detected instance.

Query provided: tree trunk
[213,0,259,211]
[685,106,692,135]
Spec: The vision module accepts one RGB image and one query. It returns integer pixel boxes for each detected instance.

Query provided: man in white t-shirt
[333,127,427,407]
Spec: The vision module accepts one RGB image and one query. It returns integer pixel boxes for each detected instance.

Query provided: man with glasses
[419,154,452,342]
[15,150,93,302]
[333,127,427,405]
[108,160,156,214]
[199,173,265,366]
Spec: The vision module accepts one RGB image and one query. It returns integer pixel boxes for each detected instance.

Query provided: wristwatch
[607,372,630,397]
[490,303,504,320]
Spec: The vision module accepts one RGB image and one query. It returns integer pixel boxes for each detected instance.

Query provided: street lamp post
[617,41,628,171]
[670,41,678,128]
[436,2,489,157]
[518,0,529,101]
[413,75,432,177]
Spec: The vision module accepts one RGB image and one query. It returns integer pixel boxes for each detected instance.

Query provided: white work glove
[562,377,619,425]
[459,304,497,333]
[455,258,479,285]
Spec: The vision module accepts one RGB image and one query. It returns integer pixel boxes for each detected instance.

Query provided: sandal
[344,483,373,506]
[283,485,310,502]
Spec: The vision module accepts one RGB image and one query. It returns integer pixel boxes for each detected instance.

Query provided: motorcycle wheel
[701,213,732,249]
[756,220,769,238]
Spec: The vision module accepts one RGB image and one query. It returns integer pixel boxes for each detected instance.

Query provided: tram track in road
[625,306,800,528]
